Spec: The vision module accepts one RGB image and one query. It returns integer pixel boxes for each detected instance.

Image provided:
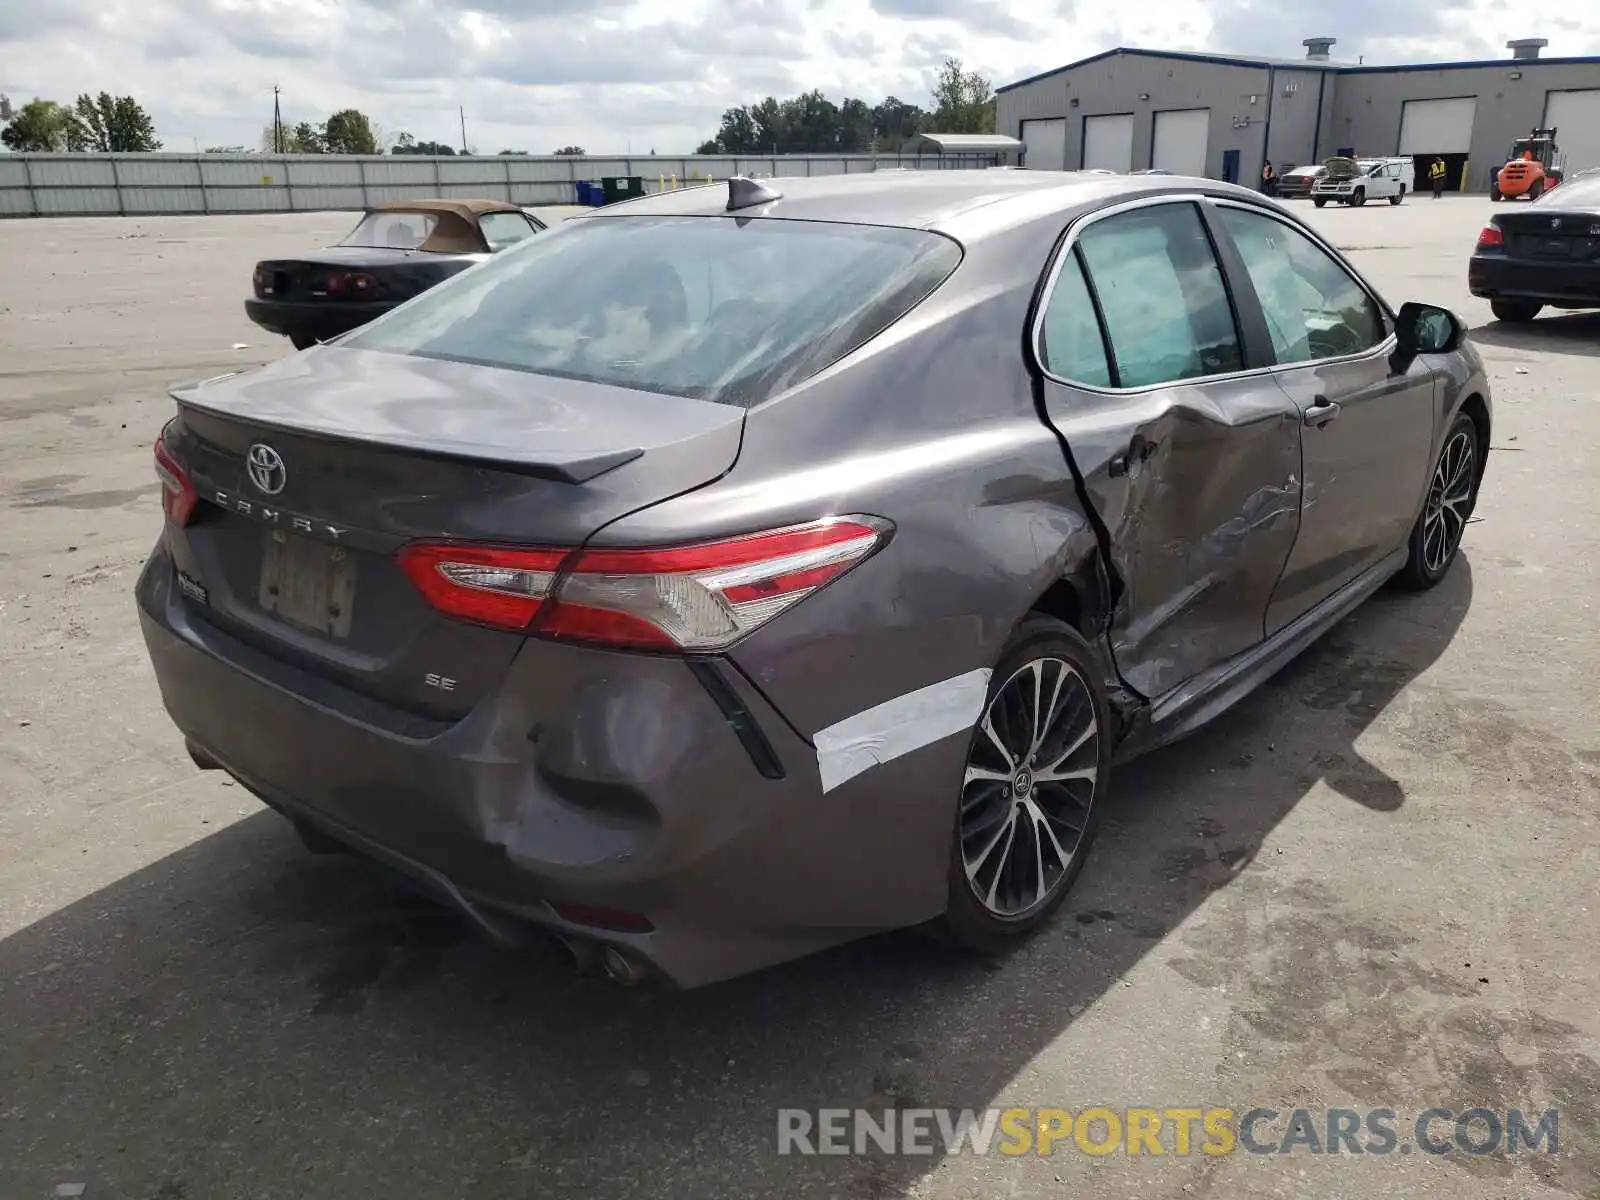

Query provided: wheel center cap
[1012,769,1033,798]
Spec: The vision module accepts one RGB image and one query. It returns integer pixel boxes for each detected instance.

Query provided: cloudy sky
[2,0,1596,154]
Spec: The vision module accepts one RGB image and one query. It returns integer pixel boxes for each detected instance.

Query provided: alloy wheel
[959,658,1100,919]
[1422,428,1476,574]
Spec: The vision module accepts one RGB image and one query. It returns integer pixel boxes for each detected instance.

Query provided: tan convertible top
[369,197,524,253]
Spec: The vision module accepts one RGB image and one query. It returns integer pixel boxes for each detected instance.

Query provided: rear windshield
[342,215,962,407]
[341,212,438,250]
[1539,175,1600,206]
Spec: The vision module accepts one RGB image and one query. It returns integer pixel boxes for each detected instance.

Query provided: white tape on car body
[813,668,992,794]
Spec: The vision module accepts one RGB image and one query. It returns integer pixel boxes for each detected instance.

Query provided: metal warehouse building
[996,37,1600,192]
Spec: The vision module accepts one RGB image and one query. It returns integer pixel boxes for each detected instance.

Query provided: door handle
[1108,433,1156,477]
[1305,396,1342,427]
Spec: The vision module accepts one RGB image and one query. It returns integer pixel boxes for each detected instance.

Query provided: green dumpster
[600,175,647,204]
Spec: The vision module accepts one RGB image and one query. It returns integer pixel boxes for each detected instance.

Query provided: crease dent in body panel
[813,668,992,794]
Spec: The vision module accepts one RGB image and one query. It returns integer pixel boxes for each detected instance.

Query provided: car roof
[578,170,1273,240]
[358,198,527,253]
[370,197,524,218]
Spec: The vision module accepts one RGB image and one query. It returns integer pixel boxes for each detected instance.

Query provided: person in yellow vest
[1430,157,1447,199]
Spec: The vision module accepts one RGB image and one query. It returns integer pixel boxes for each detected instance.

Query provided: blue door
[1221,149,1240,184]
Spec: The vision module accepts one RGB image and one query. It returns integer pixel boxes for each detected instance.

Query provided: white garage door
[1545,89,1600,175]
[1152,108,1210,177]
[1398,97,1477,154]
[1082,114,1134,173]
[1021,118,1067,171]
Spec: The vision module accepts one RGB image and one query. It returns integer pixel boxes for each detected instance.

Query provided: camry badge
[247,443,287,495]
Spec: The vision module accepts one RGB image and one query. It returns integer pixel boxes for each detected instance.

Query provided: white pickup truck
[1311,157,1415,207]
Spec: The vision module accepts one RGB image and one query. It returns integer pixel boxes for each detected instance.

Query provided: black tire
[289,331,319,351]
[1389,186,1405,206]
[941,615,1112,955]
[1312,197,1327,208]
[1489,187,1503,202]
[1397,412,1479,590]
[1491,299,1542,323]
[1527,180,1544,201]
[1349,188,1366,207]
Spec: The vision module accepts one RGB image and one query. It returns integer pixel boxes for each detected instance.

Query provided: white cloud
[0,0,1594,153]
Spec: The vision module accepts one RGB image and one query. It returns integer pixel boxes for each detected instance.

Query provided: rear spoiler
[172,390,645,485]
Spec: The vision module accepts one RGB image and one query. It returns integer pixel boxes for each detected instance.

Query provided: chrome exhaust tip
[554,935,595,972]
[600,945,646,987]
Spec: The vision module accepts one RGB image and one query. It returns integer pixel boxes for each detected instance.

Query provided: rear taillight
[153,437,197,527]
[397,517,889,649]
[396,543,566,630]
[1476,225,1504,249]
[325,270,378,298]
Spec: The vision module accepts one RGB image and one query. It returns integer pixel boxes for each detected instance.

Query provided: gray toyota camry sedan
[137,171,1490,987]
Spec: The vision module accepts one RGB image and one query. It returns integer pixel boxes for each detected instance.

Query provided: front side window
[479,211,540,252]
[1216,206,1387,364]
[344,215,961,407]
[340,212,438,250]
[1073,203,1244,388]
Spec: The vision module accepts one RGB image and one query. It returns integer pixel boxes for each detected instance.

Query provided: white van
[1311,157,1415,207]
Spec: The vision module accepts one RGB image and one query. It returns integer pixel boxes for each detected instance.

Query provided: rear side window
[479,211,539,251]
[341,212,438,250]
[1074,204,1243,387]
[1037,250,1112,386]
[345,215,961,408]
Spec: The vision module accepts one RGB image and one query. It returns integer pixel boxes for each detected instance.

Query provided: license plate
[258,531,357,637]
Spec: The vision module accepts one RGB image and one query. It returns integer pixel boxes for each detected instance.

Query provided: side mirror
[1395,301,1464,356]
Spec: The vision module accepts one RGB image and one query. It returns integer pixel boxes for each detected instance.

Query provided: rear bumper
[244,297,396,341]
[135,544,954,986]
[1468,255,1600,307]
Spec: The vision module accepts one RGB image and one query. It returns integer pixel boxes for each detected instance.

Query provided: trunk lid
[1495,208,1600,261]
[253,248,473,301]
[162,346,743,719]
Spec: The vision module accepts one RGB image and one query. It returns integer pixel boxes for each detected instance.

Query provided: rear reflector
[153,437,197,527]
[547,902,654,933]
[396,517,889,648]
[1476,225,1504,249]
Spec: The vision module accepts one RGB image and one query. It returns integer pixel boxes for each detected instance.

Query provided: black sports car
[1469,170,1600,322]
[245,199,546,349]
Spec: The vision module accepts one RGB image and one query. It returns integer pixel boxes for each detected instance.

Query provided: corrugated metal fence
[0,152,1005,218]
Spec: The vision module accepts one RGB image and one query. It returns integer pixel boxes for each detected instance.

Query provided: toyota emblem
[246,443,287,495]
[1550,217,1562,229]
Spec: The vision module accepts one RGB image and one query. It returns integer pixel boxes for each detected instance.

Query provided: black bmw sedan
[1470,169,1600,322]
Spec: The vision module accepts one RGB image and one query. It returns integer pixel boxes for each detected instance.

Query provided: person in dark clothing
[1430,157,1447,199]
[1261,160,1277,196]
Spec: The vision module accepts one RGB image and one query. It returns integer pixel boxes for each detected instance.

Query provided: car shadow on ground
[1,562,1477,1200]
[1468,310,1600,357]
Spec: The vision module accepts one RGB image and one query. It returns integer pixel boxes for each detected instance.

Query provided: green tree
[930,58,995,134]
[871,96,929,149]
[323,108,377,154]
[553,145,585,156]
[71,92,162,152]
[1,98,80,152]
[290,121,325,153]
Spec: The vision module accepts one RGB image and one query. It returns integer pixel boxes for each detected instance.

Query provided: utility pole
[460,106,469,155]
[272,85,284,153]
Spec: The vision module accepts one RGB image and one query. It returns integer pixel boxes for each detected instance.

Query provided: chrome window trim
[1032,192,1397,395]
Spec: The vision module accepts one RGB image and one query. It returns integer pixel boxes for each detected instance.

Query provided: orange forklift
[1491,127,1565,201]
